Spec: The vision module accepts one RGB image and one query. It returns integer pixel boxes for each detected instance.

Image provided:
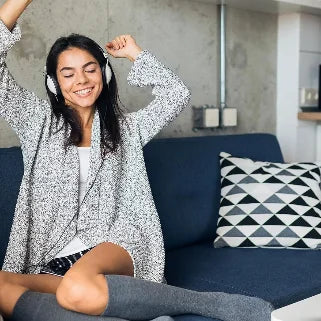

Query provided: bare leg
[0,270,63,293]
[1,241,134,318]
[0,280,28,319]
[53,242,272,321]
[56,241,134,315]
[0,270,63,318]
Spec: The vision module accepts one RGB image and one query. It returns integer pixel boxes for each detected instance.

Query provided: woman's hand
[105,34,143,62]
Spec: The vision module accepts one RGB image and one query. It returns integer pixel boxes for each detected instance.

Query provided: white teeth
[75,88,93,95]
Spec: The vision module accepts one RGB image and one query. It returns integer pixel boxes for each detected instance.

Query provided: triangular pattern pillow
[213,151,321,249]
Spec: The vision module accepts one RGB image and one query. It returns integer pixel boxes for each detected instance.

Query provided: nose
[75,71,89,84]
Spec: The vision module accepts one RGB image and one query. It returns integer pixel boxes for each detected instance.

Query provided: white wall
[297,13,321,161]
[277,12,321,162]
[276,13,300,162]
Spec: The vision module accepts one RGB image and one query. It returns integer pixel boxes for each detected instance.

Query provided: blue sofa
[2,133,321,321]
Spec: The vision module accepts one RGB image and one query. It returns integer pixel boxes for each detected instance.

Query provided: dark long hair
[45,33,127,159]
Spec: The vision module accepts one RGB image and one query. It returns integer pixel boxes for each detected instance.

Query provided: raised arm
[0,0,49,142]
[105,35,191,148]
[126,49,191,147]
[0,0,32,32]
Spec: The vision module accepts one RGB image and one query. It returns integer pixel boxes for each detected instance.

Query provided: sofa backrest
[143,133,284,251]
[0,133,283,267]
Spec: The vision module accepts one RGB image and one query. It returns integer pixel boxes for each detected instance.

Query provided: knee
[56,271,109,315]
[56,271,84,311]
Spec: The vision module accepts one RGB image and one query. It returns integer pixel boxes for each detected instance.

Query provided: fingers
[118,35,126,47]
[106,34,132,50]
[113,37,124,49]
[105,35,136,59]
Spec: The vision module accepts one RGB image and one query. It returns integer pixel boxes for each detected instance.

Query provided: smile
[74,87,94,97]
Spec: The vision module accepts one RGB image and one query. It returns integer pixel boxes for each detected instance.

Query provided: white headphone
[45,49,112,99]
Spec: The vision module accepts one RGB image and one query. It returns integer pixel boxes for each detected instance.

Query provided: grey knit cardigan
[0,18,191,283]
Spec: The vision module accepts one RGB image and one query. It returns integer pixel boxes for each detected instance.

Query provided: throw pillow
[214,151,321,249]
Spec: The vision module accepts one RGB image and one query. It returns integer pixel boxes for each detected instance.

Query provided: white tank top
[54,146,90,258]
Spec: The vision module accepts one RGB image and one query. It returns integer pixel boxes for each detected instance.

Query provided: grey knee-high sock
[9,290,174,321]
[101,275,274,321]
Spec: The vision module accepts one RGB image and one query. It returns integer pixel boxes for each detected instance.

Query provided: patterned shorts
[39,247,94,277]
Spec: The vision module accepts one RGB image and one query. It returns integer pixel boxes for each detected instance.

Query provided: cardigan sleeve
[126,49,191,147]
[0,18,49,141]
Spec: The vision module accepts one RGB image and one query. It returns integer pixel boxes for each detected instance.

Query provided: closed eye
[64,70,97,78]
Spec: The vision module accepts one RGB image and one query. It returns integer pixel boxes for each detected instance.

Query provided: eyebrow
[59,61,98,73]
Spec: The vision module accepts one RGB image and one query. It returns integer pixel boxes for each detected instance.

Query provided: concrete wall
[0,0,277,147]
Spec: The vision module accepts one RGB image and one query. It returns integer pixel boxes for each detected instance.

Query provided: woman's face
[56,47,103,112]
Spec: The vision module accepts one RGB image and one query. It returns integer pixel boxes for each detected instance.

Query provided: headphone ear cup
[100,49,112,85]
[105,64,112,85]
[102,62,112,86]
[46,75,57,95]
[46,74,61,96]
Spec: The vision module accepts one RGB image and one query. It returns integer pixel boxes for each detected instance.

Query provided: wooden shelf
[298,112,321,121]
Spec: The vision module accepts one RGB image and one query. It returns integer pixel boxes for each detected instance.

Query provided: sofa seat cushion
[165,241,321,310]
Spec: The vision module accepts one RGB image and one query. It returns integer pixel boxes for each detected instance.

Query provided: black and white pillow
[213,152,321,249]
